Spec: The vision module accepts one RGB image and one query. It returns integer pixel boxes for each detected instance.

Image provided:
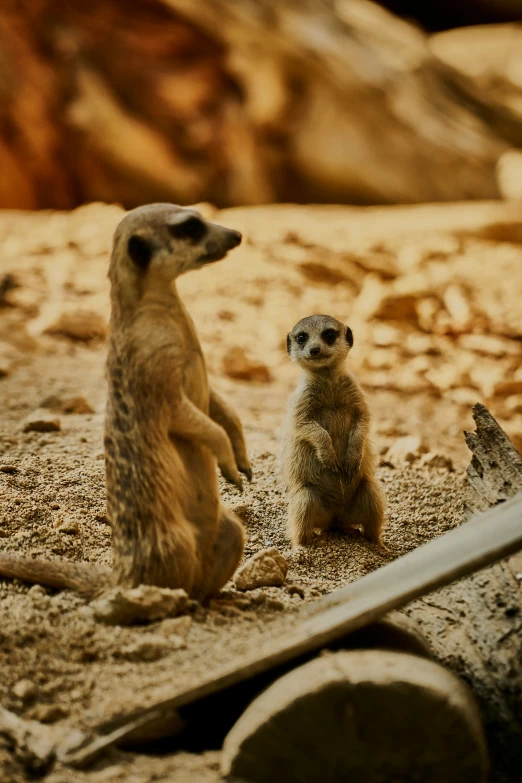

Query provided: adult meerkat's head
[110,203,242,286]
[286,314,353,371]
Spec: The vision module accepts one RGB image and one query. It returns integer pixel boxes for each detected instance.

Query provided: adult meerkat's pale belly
[182,348,209,411]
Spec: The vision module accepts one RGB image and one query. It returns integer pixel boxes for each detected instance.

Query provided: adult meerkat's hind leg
[209,388,252,481]
[287,487,333,547]
[197,505,245,599]
[169,391,243,490]
[338,478,385,546]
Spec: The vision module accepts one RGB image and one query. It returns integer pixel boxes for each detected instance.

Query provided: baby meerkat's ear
[345,326,354,347]
[286,334,291,354]
[127,235,153,269]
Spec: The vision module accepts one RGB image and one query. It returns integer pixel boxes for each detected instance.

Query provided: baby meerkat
[0,204,250,600]
[281,314,385,547]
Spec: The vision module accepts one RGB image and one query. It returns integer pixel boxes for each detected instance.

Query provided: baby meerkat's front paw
[317,441,338,470]
[216,436,244,492]
[343,457,361,483]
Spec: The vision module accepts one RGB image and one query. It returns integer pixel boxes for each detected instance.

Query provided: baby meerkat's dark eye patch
[127,235,154,269]
[286,334,291,354]
[296,332,308,345]
[346,326,354,347]
[168,215,207,243]
[321,328,339,345]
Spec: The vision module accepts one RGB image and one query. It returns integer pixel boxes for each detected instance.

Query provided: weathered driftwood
[2,0,522,209]
[464,402,522,514]
[400,403,522,783]
[0,706,55,775]
[221,650,489,783]
[69,493,522,764]
[407,547,522,783]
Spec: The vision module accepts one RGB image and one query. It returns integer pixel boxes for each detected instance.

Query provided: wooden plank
[68,491,522,756]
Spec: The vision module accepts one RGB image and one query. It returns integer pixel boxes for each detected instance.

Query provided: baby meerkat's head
[286,314,353,371]
[110,203,241,284]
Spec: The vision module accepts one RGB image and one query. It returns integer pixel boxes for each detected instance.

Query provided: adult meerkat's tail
[0,554,111,598]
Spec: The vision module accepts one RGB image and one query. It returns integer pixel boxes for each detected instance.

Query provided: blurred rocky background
[1,0,522,211]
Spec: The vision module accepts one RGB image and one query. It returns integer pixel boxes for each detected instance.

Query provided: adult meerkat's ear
[286,334,291,354]
[127,235,154,269]
[345,326,354,347]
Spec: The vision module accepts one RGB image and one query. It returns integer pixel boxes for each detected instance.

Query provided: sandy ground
[0,200,522,781]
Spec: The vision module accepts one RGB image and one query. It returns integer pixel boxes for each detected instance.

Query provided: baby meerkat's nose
[309,345,321,356]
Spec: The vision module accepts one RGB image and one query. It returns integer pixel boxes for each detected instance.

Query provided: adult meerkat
[0,204,251,600]
[281,314,384,547]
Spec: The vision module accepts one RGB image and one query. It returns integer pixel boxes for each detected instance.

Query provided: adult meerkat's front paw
[220,463,244,492]
[233,439,252,482]
[237,458,252,482]
[218,451,244,491]
[215,433,244,491]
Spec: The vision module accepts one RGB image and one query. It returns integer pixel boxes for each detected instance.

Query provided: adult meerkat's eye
[169,216,207,242]
[296,333,308,345]
[322,329,338,345]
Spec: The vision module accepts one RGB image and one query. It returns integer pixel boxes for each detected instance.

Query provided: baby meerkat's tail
[0,554,111,598]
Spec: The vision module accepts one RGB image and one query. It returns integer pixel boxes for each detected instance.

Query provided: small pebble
[91,585,188,626]
[62,396,94,414]
[287,584,305,599]
[264,598,285,611]
[0,464,17,474]
[234,548,289,591]
[12,679,38,701]
[158,616,192,637]
[117,634,170,662]
[53,517,79,534]
[28,704,68,723]
[28,585,47,598]
[23,411,61,433]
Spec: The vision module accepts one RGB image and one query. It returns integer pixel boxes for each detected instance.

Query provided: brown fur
[0,204,250,600]
[281,315,385,547]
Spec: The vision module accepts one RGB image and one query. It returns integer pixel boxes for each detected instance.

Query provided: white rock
[234,548,288,591]
[90,585,188,626]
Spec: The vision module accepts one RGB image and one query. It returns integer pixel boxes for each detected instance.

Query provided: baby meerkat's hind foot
[337,478,386,548]
[287,487,332,547]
